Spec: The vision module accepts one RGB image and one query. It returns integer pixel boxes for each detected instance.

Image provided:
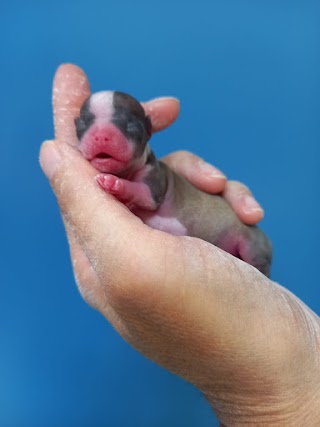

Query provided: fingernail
[242,195,264,214]
[197,159,226,179]
[147,96,180,104]
[39,140,61,180]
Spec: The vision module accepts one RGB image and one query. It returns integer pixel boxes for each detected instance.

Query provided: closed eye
[127,122,139,132]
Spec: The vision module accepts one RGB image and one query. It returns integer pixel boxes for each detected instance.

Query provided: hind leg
[238,228,272,277]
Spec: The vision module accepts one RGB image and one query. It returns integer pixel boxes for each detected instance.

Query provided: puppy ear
[145,116,152,139]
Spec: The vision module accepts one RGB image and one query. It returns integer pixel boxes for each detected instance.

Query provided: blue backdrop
[1,1,319,426]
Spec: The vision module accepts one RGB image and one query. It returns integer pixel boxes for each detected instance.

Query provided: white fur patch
[90,91,114,123]
[145,215,188,236]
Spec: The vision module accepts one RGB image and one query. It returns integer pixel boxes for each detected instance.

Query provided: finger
[53,63,91,145]
[141,97,180,132]
[162,150,227,193]
[222,180,264,225]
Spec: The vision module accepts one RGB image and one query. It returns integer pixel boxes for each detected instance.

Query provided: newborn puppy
[75,91,272,276]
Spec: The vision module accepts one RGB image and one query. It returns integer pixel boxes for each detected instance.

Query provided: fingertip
[222,181,264,225]
[54,63,88,84]
[238,207,264,225]
[242,194,264,215]
[238,194,264,224]
[53,63,91,144]
[145,96,180,104]
[142,97,180,132]
[142,97,180,109]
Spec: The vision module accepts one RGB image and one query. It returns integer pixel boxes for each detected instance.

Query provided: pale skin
[40,64,320,426]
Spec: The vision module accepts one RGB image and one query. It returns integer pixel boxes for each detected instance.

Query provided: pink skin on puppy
[75,91,272,276]
[80,123,134,174]
[96,172,158,211]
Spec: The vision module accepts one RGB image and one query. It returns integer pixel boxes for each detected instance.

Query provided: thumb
[53,63,90,145]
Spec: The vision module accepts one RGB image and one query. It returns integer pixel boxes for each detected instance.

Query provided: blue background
[1,1,319,426]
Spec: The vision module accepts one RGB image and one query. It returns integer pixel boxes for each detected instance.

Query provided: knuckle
[226,180,251,195]
[161,150,193,165]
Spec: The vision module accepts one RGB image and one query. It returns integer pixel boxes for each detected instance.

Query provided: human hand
[40,64,320,426]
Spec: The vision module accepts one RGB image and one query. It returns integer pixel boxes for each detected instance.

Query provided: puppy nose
[93,135,110,143]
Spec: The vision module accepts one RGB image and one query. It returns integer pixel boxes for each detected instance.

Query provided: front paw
[95,173,158,211]
[96,173,124,197]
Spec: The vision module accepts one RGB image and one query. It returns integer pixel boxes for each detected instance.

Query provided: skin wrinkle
[118,300,207,383]
[210,379,320,426]
[64,223,109,313]
[77,227,135,298]
[274,286,320,366]
[71,228,102,280]
[71,246,134,341]
[66,226,122,320]
[123,286,255,394]
[196,272,302,377]
[119,244,231,388]
[206,288,320,426]
[289,295,320,366]
[62,210,106,284]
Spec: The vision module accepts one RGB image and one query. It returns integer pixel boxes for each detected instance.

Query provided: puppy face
[75,91,151,174]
